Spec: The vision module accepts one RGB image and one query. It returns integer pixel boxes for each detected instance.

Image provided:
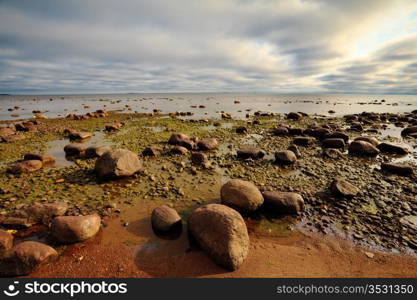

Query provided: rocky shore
[0,105,416,276]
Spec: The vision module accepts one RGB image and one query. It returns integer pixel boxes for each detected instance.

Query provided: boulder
[262,191,304,215]
[170,145,188,155]
[85,145,112,158]
[95,149,142,179]
[377,143,408,155]
[401,126,417,136]
[188,204,249,270]
[142,146,164,157]
[322,138,345,149]
[190,152,208,165]
[69,131,92,140]
[348,140,379,156]
[236,148,265,160]
[354,136,379,147]
[25,202,68,225]
[197,138,219,150]
[287,112,302,120]
[64,143,87,157]
[381,163,413,176]
[323,132,349,143]
[272,126,289,136]
[275,150,297,165]
[235,126,247,134]
[287,144,301,158]
[288,128,304,136]
[220,179,263,212]
[168,133,195,149]
[293,137,315,147]
[331,179,359,198]
[23,153,55,164]
[0,241,58,276]
[51,214,101,243]
[7,160,43,174]
[151,205,182,233]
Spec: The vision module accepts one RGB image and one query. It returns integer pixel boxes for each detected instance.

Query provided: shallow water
[1,92,416,121]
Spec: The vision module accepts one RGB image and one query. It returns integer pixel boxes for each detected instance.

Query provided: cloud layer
[0,0,417,94]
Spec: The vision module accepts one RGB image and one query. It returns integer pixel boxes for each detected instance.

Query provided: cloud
[0,0,417,94]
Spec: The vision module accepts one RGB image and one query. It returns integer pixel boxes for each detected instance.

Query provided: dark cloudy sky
[1,0,417,94]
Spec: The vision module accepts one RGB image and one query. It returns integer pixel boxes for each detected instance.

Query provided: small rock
[23,153,55,164]
[197,138,219,150]
[170,145,188,155]
[7,160,43,174]
[95,149,143,179]
[142,146,164,157]
[221,179,263,212]
[348,140,379,156]
[262,191,304,215]
[51,214,101,243]
[381,163,413,176]
[151,205,182,233]
[293,136,315,147]
[85,145,112,158]
[322,138,345,149]
[236,147,265,160]
[331,179,359,198]
[377,143,408,155]
[275,150,297,165]
[191,152,208,165]
[64,143,87,157]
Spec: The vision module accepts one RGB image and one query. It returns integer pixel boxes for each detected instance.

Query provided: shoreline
[0,106,416,277]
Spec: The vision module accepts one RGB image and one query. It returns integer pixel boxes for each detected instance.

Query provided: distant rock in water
[7,160,43,174]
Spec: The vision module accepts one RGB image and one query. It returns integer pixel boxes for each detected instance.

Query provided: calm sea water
[0,93,416,121]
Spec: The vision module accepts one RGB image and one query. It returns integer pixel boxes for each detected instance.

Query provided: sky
[0,0,417,95]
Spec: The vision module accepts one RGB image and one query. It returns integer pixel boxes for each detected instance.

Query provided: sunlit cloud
[0,0,416,94]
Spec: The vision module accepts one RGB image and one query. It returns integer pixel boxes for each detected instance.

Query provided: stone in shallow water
[51,214,101,243]
[151,205,182,234]
[0,241,58,276]
[188,204,249,271]
[23,153,56,163]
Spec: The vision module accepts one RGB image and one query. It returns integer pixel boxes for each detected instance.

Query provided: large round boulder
[95,149,142,179]
[221,179,264,212]
[51,214,101,243]
[188,204,249,270]
[262,191,304,215]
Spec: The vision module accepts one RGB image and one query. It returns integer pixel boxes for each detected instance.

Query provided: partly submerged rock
[151,205,182,234]
[262,191,304,215]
